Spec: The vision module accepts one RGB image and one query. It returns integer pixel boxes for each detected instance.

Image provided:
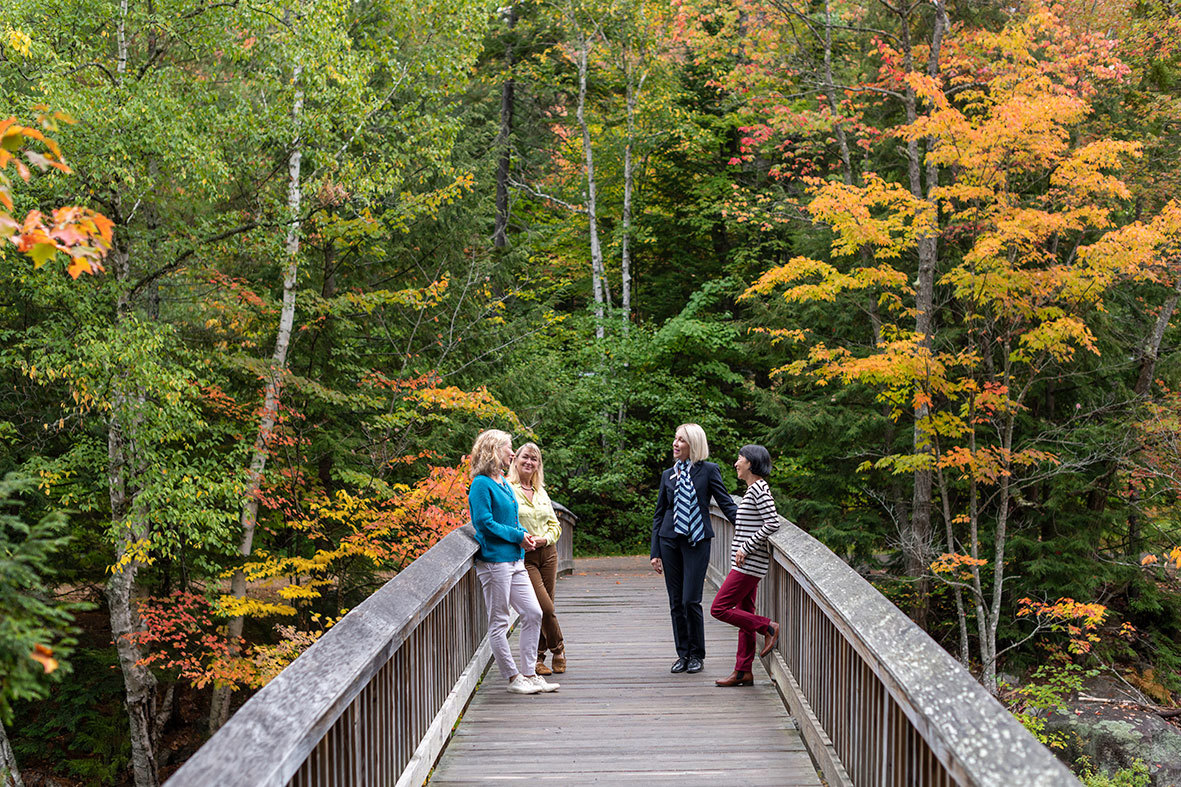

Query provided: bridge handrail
[166,505,576,787]
[708,501,1079,787]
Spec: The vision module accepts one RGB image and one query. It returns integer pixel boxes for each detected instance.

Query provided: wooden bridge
[428,556,817,786]
[166,503,1079,787]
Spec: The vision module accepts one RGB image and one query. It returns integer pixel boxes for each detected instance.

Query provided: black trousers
[660,535,712,659]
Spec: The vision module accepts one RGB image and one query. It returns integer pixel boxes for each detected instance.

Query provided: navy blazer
[650,461,739,558]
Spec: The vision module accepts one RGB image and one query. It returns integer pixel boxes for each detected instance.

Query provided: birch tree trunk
[575,29,608,340]
[823,0,853,186]
[117,0,128,82]
[103,232,161,787]
[106,9,163,781]
[210,57,305,734]
[106,500,159,787]
[620,49,644,332]
[1,722,23,787]
[493,4,515,249]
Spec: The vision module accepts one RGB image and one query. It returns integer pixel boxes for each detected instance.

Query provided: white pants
[475,559,543,681]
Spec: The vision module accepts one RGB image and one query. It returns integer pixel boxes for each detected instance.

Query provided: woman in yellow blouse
[508,442,566,675]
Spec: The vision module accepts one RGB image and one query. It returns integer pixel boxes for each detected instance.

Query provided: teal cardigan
[468,474,526,562]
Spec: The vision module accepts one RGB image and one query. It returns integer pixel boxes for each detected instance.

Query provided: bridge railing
[166,505,576,787]
[707,501,1079,787]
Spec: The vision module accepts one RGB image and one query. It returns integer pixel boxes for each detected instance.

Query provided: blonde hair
[507,442,545,489]
[676,423,709,463]
[470,429,512,478]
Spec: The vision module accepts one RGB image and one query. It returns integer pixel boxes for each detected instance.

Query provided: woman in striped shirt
[710,444,782,687]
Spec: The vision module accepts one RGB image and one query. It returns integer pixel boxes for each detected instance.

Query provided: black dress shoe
[686,657,704,674]
[670,657,688,673]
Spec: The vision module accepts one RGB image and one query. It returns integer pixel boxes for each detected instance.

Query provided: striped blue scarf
[673,460,704,545]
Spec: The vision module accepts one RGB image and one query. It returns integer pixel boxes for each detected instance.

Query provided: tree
[744,3,1159,691]
[0,476,81,787]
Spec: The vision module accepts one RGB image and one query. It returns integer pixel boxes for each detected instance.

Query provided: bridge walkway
[428,556,822,786]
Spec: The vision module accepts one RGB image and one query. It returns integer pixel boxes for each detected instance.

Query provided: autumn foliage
[6,0,1181,783]
[0,113,112,278]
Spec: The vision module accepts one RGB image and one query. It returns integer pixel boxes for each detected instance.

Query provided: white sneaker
[507,675,544,695]
[526,674,559,692]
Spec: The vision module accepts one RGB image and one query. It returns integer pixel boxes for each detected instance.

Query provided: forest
[1,0,1180,784]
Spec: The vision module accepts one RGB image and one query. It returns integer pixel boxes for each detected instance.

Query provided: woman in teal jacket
[468,429,559,695]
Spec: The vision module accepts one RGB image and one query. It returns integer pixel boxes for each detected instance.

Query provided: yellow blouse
[508,481,562,546]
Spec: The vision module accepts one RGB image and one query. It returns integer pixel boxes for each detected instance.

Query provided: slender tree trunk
[103,236,161,787]
[117,0,128,82]
[983,408,1016,695]
[575,29,607,339]
[1136,277,1181,396]
[898,20,934,626]
[110,10,162,776]
[966,399,993,686]
[107,400,160,785]
[493,5,516,248]
[1,722,24,787]
[107,521,159,786]
[974,346,1016,696]
[621,53,644,333]
[210,58,305,734]
[896,0,948,629]
[823,0,853,186]
[934,442,971,667]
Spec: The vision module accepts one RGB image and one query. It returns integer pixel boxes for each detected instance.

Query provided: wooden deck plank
[428,556,822,786]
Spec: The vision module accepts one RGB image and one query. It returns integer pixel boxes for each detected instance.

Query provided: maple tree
[741,2,1169,691]
[0,113,111,277]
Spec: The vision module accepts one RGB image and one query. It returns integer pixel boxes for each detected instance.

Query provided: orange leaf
[30,643,59,674]
[67,254,102,279]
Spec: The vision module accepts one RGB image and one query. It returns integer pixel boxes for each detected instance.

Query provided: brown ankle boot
[535,660,552,676]
[715,670,754,687]
[551,652,566,674]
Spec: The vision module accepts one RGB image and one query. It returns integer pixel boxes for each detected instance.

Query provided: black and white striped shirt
[730,479,781,578]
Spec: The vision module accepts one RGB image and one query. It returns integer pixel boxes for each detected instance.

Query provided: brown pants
[524,543,564,659]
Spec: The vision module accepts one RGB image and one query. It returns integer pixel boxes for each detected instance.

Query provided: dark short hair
[738,444,773,478]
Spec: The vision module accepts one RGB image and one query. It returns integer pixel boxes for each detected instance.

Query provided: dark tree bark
[893,0,948,630]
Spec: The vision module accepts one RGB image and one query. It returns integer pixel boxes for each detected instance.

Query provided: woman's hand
[735,549,747,567]
[533,537,548,548]
[522,533,538,551]
[650,557,663,575]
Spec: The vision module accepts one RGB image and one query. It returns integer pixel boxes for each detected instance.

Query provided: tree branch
[126,220,260,300]
[509,177,588,214]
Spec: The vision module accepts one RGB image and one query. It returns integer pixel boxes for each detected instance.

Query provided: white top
[730,479,780,578]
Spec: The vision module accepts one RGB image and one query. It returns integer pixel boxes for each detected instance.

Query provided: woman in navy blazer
[650,423,739,674]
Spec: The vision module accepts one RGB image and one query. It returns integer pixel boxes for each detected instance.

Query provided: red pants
[710,569,772,672]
